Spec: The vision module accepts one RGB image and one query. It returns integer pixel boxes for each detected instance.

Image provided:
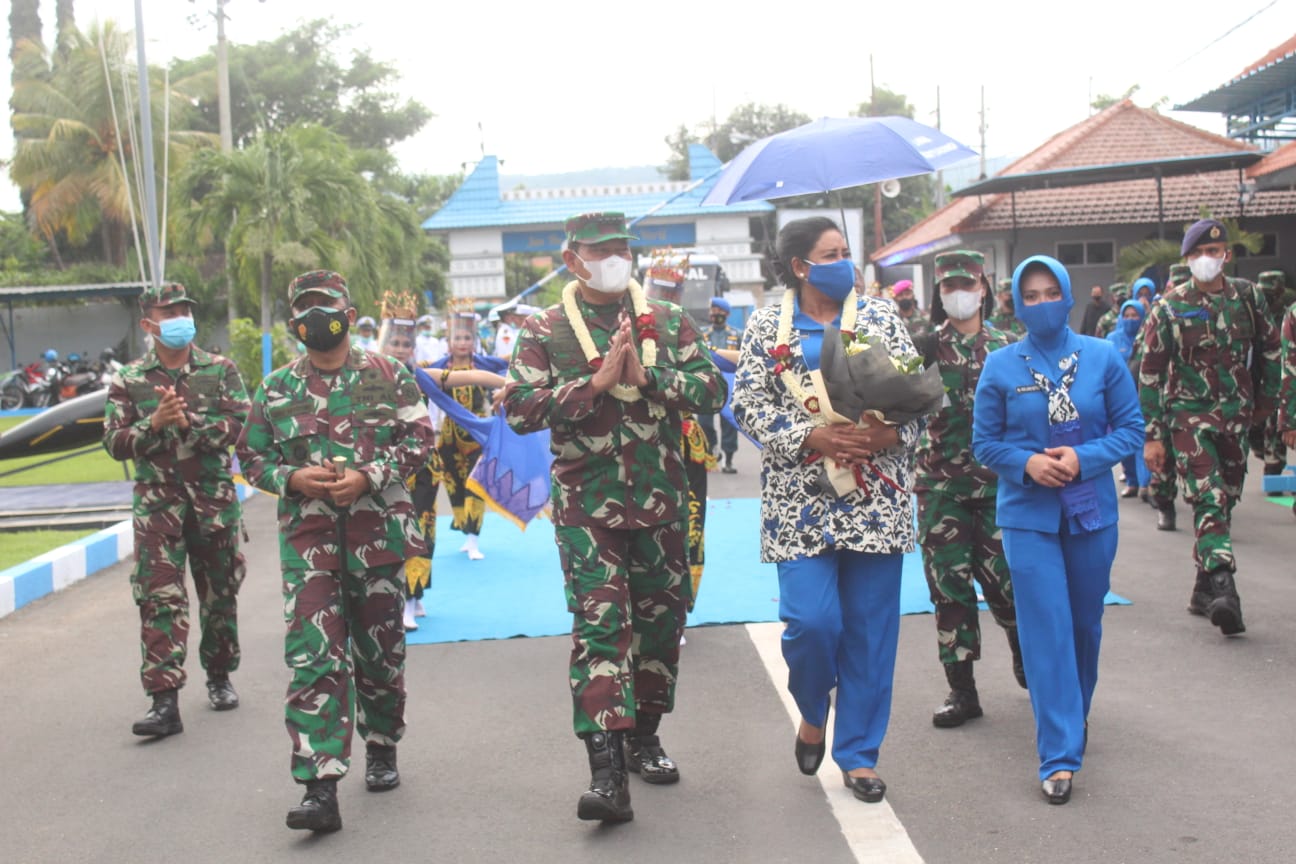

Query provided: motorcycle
[0,361,53,409]
[54,353,105,403]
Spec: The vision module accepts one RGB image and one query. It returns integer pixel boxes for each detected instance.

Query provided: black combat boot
[577,731,633,823]
[1156,503,1177,531]
[132,688,183,737]
[286,779,341,832]
[1006,628,1028,690]
[624,712,680,785]
[364,742,400,791]
[722,454,737,474]
[206,675,239,711]
[1187,572,1213,617]
[1205,570,1245,636]
[932,659,983,728]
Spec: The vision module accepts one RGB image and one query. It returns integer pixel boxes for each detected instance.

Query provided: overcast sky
[2,0,1294,212]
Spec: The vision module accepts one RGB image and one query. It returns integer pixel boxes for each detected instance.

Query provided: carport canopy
[1,282,147,369]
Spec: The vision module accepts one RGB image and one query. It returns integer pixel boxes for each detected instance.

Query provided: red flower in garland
[635,313,655,330]
[639,327,660,342]
[804,396,821,414]
[589,356,604,370]
[770,344,792,362]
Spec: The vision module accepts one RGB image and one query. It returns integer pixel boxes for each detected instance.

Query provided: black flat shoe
[794,735,826,775]
[1041,777,1072,805]
[842,771,886,803]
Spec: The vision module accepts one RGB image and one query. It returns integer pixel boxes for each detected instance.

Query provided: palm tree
[172,123,421,336]
[8,20,213,268]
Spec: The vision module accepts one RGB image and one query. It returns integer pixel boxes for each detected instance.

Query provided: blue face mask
[1016,299,1070,338]
[157,316,196,349]
[803,258,856,302]
[1119,316,1141,337]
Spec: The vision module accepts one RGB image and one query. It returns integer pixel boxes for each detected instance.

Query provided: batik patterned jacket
[732,295,923,563]
[237,346,434,571]
[1138,277,1281,442]
[503,284,727,529]
[103,346,249,534]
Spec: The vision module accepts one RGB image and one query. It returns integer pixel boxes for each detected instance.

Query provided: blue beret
[710,297,731,313]
[1181,219,1227,256]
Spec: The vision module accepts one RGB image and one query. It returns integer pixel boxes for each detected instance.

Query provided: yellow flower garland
[775,288,858,423]
[562,278,658,404]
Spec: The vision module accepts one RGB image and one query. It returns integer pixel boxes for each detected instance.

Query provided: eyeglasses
[387,340,412,348]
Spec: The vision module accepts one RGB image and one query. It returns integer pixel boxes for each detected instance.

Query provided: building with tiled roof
[422,144,773,301]
[871,100,1296,308]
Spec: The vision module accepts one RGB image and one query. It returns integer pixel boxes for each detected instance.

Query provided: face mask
[1016,299,1071,338]
[897,298,916,312]
[802,258,856,302]
[1188,254,1225,283]
[943,290,983,321]
[291,306,351,351]
[1119,317,1141,336]
[577,254,633,295]
[156,317,196,349]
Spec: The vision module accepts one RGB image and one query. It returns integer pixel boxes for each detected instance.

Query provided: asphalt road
[2,442,1294,863]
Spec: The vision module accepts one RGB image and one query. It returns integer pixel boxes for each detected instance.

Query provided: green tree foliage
[227,317,294,393]
[8,21,214,268]
[1091,85,1139,113]
[661,104,810,181]
[504,252,550,298]
[0,210,48,269]
[1116,238,1181,284]
[54,0,73,60]
[170,19,431,173]
[856,87,915,119]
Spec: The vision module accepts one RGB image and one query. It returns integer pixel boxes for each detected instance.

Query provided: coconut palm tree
[8,20,213,268]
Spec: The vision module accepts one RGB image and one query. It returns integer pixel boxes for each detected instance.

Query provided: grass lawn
[0,528,100,571]
[0,415,129,487]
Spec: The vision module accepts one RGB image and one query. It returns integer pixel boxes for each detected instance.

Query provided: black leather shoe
[1156,505,1176,531]
[932,690,983,727]
[1206,571,1245,635]
[577,732,633,823]
[1041,776,1072,805]
[364,743,400,791]
[842,771,886,803]
[206,677,239,711]
[1187,576,1213,617]
[132,689,183,737]
[794,734,826,776]
[286,779,341,832]
[625,734,679,784]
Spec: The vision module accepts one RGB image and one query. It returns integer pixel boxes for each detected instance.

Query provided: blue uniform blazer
[972,330,1144,533]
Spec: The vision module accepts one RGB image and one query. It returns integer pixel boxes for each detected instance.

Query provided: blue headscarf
[1011,255,1074,355]
[1106,299,1145,364]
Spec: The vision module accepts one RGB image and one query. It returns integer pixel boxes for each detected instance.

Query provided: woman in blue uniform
[972,255,1143,805]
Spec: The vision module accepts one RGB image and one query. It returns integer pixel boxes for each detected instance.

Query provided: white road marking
[745,622,925,864]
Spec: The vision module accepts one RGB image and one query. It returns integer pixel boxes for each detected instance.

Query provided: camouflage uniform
[1093,284,1130,340]
[1248,271,1295,473]
[988,311,1025,337]
[901,309,933,339]
[503,280,726,736]
[1281,300,1296,449]
[1139,275,1281,583]
[104,332,250,696]
[916,323,1018,665]
[238,335,434,782]
[700,319,742,461]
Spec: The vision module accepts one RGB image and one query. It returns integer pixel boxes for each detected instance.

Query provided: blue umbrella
[701,116,978,205]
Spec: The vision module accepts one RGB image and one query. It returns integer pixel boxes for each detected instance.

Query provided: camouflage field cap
[139,282,196,312]
[1257,270,1286,289]
[1109,281,1130,301]
[997,278,1012,292]
[565,212,637,245]
[1168,262,1191,285]
[288,270,350,306]
[1181,219,1227,256]
[934,250,985,283]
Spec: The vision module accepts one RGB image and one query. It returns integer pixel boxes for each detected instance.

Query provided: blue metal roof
[421,145,771,232]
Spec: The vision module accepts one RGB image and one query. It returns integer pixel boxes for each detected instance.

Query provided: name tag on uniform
[1015,384,1043,393]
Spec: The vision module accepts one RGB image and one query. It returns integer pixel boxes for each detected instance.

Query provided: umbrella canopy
[702,116,978,206]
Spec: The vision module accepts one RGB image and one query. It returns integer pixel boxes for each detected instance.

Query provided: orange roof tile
[1232,34,1296,83]
[1248,139,1296,177]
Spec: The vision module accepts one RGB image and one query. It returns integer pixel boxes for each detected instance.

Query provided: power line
[1166,0,1279,74]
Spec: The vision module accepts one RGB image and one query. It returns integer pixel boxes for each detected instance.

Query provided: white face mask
[577,253,632,295]
[1188,254,1225,283]
[943,289,983,321]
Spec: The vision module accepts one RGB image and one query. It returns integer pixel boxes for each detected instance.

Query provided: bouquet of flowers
[808,323,945,496]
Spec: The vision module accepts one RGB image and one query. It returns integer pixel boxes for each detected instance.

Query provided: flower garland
[773,288,857,422]
[563,278,659,406]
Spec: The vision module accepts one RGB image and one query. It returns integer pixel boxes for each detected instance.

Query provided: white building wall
[447,229,505,301]
[690,214,764,296]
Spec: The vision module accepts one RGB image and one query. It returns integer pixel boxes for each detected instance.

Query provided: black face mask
[291,306,350,351]
[897,298,916,312]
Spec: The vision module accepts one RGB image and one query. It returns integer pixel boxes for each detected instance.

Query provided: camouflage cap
[1109,281,1130,301]
[1168,262,1191,284]
[139,282,196,312]
[288,270,350,306]
[997,278,1013,292]
[565,212,637,246]
[1180,219,1227,256]
[1257,270,1286,289]
[934,250,985,283]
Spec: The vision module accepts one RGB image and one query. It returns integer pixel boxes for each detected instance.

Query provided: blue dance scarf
[1026,351,1103,532]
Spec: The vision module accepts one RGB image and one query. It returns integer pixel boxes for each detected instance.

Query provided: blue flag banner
[413,365,553,530]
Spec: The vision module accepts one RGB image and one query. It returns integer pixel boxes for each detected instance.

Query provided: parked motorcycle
[0,361,53,409]
[1,348,119,410]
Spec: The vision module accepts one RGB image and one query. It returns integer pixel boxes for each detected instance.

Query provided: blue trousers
[1002,523,1116,779]
[777,550,903,771]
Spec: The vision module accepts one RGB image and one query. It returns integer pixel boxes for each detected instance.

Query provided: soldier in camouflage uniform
[103,282,249,738]
[892,279,932,338]
[1249,271,1295,488]
[988,278,1026,336]
[1139,221,1281,636]
[1146,268,1188,519]
[237,270,435,833]
[913,252,1023,729]
[503,213,726,823]
[1280,299,1296,516]
[1093,282,1130,340]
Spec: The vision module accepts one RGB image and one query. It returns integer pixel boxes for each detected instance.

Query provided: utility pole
[978,86,988,181]
[934,86,945,209]
[216,0,232,153]
[133,0,161,289]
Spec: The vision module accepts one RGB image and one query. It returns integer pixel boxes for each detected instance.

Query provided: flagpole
[133,0,162,289]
